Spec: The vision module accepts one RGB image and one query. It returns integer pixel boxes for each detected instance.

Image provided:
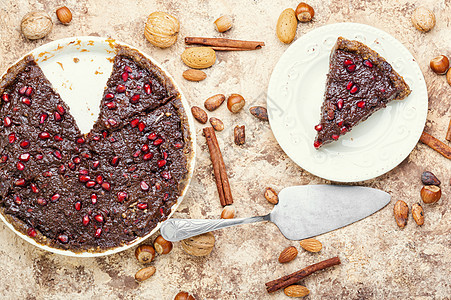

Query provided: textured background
[0,0,450,299]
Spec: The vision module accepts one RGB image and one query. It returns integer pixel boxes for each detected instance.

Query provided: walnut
[21,11,53,40]
[144,12,180,48]
[181,232,215,256]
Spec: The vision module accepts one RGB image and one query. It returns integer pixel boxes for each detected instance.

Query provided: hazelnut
[447,68,451,86]
[411,7,436,32]
[227,94,245,113]
[21,11,53,40]
[221,205,236,219]
[430,55,449,74]
[174,291,196,300]
[181,232,215,256]
[420,185,441,204]
[154,235,173,254]
[214,15,233,33]
[56,6,72,25]
[295,2,315,22]
[135,266,156,282]
[134,244,155,263]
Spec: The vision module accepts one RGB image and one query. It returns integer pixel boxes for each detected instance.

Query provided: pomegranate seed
[19,153,30,162]
[105,93,114,100]
[53,135,63,142]
[79,175,90,182]
[58,234,68,244]
[346,81,353,90]
[94,214,103,222]
[35,154,43,160]
[153,138,163,146]
[15,178,26,186]
[30,183,39,193]
[116,84,126,93]
[159,207,164,216]
[37,198,47,206]
[138,122,146,132]
[147,133,157,141]
[79,169,88,175]
[17,162,25,171]
[122,72,128,82]
[77,137,85,144]
[74,201,82,211]
[43,171,53,177]
[332,134,339,140]
[82,215,90,226]
[55,111,64,121]
[314,124,323,131]
[343,59,353,66]
[163,152,168,160]
[86,181,95,188]
[101,182,111,191]
[59,165,66,174]
[53,150,62,159]
[19,140,30,148]
[143,152,154,161]
[133,150,141,158]
[313,140,322,149]
[19,86,27,95]
[141,144,149,152]
[73,157,81,164]
[144,83,152,94]
[95,175,103,184]
[108,118,118,127]
[39,113,48,124]
[105,102,116,109]
[1,93,9,102]
[25,86,33,96]
[56,104,65,115]
[341,126,348,134]
[95,228,102,238]
[155,183,161,190]
[92,160,100,169]
[381,88,386,93]
[161,171,171,180]
[38,132,50,139]
[174,142,183,149]
[337,121,343,127]
[130,119,139,128]
[157,159,167,168]
[137,202,148,210]
[110,156,119,166]
[93,135,100,141]
[337,99,344,110]
[363,59,373,67]
[91,193,97,204]
[0,154,8,163]
[164,193,169,201]
[140,181,149,191]
[51,193,60,202]
[117,191,127,202]
[346,64,356,72]
[8,133,16,143]
[4,116,12,127]
[124,65,133,73]
[130,94,140,103]
[14,195,22,205]
[27,228,37,237]
[357,101,365,108]
[350,85,359,94]
[21,97,31,106]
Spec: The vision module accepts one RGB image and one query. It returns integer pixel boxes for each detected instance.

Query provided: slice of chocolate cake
[313,37,411,149]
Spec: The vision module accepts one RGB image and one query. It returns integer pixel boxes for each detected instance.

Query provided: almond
[135,266,156,282]
[394,200,409,228]
[191,106,208,124]
[204,94,225,111]
[209,117,224,131]
[183,69,207,81]
[278,246,298,263]
[276,8,297,44]
[181,47,216,69]
[412,203,424,226]
[299,238,322,252]
[284,285,310,298]
[264,187,278,204]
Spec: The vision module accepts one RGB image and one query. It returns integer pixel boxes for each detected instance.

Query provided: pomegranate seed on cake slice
[130,94,140,103]
[92,160,100,169]
[51,193,60,202]
[174,142,183,149]
[346,81,353,90]
[53,150,62,159]
[141,144,149,152]
[73,157,81,164]
[111,156,120,166]
[4,116,12,127]
[357,101,365,108]
[25,87,33,96]
[79,175,90,182]
[30,183,39,193]
[332,134,339,140]
[21,97,31,106]
[108,118,118,127]
[38,132,50,139]
[54,134,63,141]
[147,132,157,140]
[37,198,47,206]
[43,171,53,177]
[337,99,344,110]
[343,59,353,66]
[157,160,166,168]
[121,72,128,82]
[105,93,114,100]
[74,201,82,211]
[116,84,126,93]
[58,234,68,243]
[27,228,37,237]
[341,126,348,134]
[101,182,111,191]
[94,214,103,222]
[161,171,171,180]
[313,140,322,149]
[39,113,48,124]
[153,138,163,146]
[9,133,16,143]
[350,85,359,94]
[20,140,30,148]
[17,162,25,171]
[95,175,103,184]
[0,154,8,163]
[133,150,141,158]
[138,122,146,132]
[15,178,26,186]
[19,86,27,95]
[105,102,116,109]
[82,215,90,226]
[144,84,152,94]
[124,65,132,73]
[163,152,168,160]
[314,124,323,131]
[337,121,343,127]
[117,192,127,202]
[143,152,154,161]
[140,181,149,191]
[346,64,356,72]
[59,165,66,174]
[14,195,22,205]
[19,153,30,162]
[95,228,102,238]
[77,137,85,144]
[56,105,65,115]
[363,59,373,67]
[91,193,97,204]
[159,207,164,216]
[1,93,9,102]
[86,181,96,188]
[35,154,43,160]
[137,202,148,210]
[130,118,139,128]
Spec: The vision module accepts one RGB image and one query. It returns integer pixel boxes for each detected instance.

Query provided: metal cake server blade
[160,185,390,242]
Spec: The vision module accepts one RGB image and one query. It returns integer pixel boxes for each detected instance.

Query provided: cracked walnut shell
[144,11,180,48]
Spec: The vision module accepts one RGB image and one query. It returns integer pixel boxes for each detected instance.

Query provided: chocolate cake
[313,37,411,148]
[0,45,192,252]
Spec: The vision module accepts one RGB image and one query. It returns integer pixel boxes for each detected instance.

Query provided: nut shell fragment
[264,187,278,204]
[249,106,268,121]
[209,117,224,131]
[393,200,409,228]
[191,106,208,124]
[412,203,424,226]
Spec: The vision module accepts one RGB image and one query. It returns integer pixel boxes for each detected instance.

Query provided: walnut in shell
[21,11,53,40]
[181,232,215,256]
[144,11,180,48]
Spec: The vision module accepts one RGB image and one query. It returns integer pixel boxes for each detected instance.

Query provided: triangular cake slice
[313,37,411,149]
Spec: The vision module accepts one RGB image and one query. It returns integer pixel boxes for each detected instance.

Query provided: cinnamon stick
[446,119,451,142]
[265,256,341,293]
[203,127,233,206]
[420,131,451,160]
[185,37,265,50]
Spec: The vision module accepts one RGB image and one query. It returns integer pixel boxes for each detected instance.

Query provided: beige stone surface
[0,0,450,299]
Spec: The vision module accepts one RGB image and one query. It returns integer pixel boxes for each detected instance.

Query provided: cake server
[160,185,390,242]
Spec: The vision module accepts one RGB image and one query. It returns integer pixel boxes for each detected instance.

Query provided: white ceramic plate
[267,23,427,182]
[0,37,196,257]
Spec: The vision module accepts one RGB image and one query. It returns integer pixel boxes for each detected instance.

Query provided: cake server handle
[159,215,271,242]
